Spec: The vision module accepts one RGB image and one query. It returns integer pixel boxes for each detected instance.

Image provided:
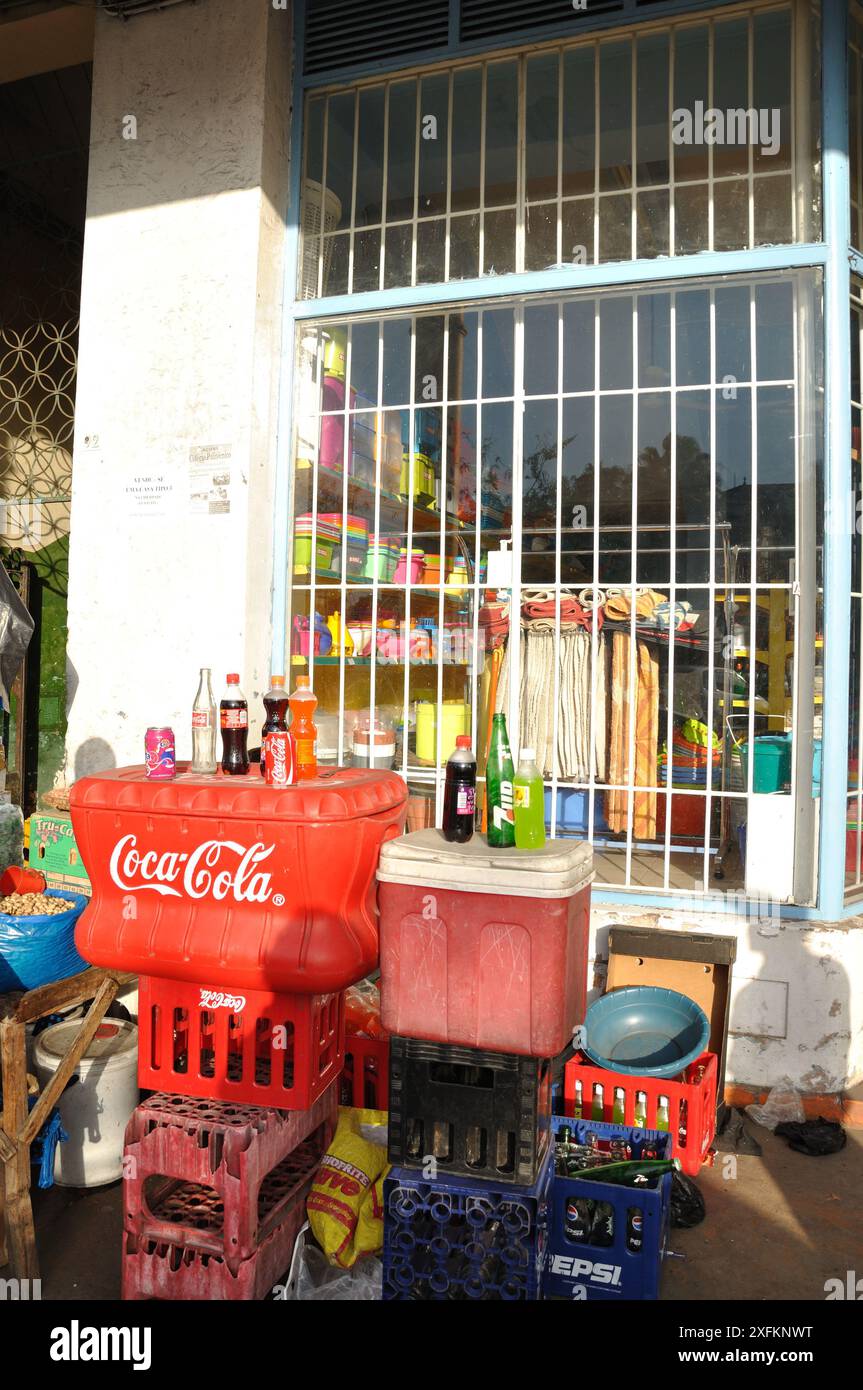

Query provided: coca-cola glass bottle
[191,667,217,773]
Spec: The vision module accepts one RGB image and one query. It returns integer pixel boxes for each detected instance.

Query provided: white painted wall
[66,0,291,777]
[589,905,863,1092]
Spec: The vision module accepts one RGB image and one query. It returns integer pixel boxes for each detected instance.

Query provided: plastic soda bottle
[260,675,289,779]
[486,713,515,847]
[513,748,546,849]
[289,675,318,781]
[191,668,217,773]
[442,736,477,843]
[220,674,249,775]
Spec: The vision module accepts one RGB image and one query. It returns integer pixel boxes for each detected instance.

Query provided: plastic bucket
[739,734,792,793]
[34,1019,138,1187]
[415,700,469,762]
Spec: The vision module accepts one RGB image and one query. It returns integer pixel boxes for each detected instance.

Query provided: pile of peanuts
[0,892,76,916]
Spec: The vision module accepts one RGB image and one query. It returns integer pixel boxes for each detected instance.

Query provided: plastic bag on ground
[774,1119,847,1157]
[670,1169,706,1228]
[306,1106,389,1268]
[296,1243,383,1300]
[745,1076,805,1132]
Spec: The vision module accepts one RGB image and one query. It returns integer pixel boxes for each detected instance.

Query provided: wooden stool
[0,967,134,1279]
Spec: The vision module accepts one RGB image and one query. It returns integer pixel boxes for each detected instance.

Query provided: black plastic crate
[388,1036,558,1186]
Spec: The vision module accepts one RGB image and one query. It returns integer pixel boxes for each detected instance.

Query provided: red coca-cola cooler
[70,766,406,1107]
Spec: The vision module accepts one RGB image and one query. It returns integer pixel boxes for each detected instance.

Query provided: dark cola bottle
[260,675,289,778]
[220,673,250,775]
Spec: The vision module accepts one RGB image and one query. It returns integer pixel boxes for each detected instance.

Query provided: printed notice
[189,444,231,515]
[121,470,176,518]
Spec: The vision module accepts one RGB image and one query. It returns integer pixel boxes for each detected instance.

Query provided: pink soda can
[145,727,176,780]
[264,729,294,787]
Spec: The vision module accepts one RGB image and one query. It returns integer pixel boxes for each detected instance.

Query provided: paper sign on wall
[189,445,231,515]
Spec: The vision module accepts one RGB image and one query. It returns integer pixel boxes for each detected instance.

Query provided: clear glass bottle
[191,667,217,773]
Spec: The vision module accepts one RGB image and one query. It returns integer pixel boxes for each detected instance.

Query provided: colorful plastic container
[393,548,425,585]
[377,830,594,1056]
[739,733,792,793]
[414,700,469,762]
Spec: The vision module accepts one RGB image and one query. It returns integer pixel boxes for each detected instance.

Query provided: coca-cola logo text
[109,834,276,902]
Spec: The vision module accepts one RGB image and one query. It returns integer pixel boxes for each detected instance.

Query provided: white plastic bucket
[33,1018,139,1188]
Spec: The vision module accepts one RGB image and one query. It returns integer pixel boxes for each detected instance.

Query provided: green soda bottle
[572,1157,681,1187]
[486,713,515,848]
[513,748,547,849]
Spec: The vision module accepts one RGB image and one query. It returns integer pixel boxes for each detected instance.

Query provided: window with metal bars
[287,270,822,900]
[299,2,820,300]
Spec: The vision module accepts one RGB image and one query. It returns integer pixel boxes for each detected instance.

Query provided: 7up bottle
[486,713,515,848]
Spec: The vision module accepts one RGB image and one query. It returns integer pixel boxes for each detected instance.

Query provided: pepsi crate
[382,1150,553,1301]
[542,1116,672,1302]
[388,1036,557,1186]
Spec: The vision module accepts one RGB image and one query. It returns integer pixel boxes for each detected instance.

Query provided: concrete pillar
[66,0,292,776]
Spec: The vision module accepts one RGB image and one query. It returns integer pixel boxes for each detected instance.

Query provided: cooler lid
[377,829,593,898]
[70,765,407,822]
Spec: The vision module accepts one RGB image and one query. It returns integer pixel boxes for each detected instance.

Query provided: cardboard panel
[607,954,729,1072]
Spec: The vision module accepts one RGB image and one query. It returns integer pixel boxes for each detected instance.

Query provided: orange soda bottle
[289,675,318,780]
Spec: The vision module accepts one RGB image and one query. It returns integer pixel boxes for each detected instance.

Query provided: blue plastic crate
[382,1152,553,1301]
[544,786,609,834]
[542,1116,672,1302]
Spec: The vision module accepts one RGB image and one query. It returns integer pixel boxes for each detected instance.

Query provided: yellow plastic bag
[307,1107,389,1269]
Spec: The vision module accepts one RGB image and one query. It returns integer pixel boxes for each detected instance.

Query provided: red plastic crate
[562,1051,718,1177]
[340,1035,389,1109]
[137,975,345,1109]
[122,1153,317,1301]
[123,1084,337,1269]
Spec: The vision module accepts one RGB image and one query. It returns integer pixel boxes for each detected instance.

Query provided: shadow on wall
[74,737,116,780]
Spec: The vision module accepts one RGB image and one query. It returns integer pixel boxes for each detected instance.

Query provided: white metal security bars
[287,267,819,898]
[850,8,863,254]
[299,1,815,302]
[848,281,863,900]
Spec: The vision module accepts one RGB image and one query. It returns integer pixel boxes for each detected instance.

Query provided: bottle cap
[296,675,310,689]
[520,748,535,760]
[227,673,240,683]
[270,675,285,686]
[455,735,472,749]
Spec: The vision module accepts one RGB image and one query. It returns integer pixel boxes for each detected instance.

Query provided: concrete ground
[26,1120,862,1301]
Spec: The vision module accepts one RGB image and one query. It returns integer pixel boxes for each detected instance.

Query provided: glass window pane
[482,309,515,399]
[523,398,559,584]
[598,193,632,263]
[600,296,633,391]
[352,228,380,293]
[355,88,385,226]
[382,320,411,405]
[524,303,559,398]
[326,92,355,231]
[485,62,518,208]
[418,74,449,219]
[384,224,412,288]
[451,68,483,213]
[755,281,794,381]
[637,189,669,259]
[482,208,516,276]
[673,26,709,184]
[562,46,595,199]
[713,18,750,180]
[563,299,595,394]
[713,178,750,253]
[599,41,632,194]
[716,285,752,384]
[754,175,793,247]
[525,203,558,272]
[449,213,480,281]
[526,52,559,203]
[416,218,446,285]
[562,198,595,266]
[674,183,708,255]
[675,289,710,389]
[448,310,478,401]
[387,81,417,223]
[753,8,791,173]
[638,292,670,389]
[636,392,672,586]
[636,33,669,187]
[675,391,712,584]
